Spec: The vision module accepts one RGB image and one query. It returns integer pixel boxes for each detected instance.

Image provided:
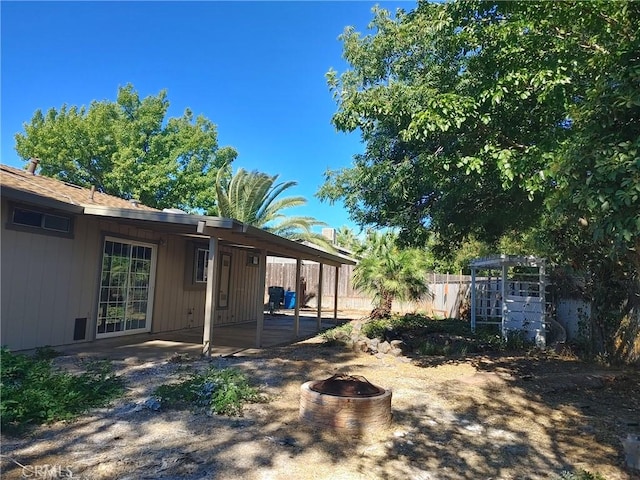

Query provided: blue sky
[1,1,414,232]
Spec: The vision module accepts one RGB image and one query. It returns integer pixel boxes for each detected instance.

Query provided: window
[218,253,231,308]
[189,246,231,309]
[195,248,209,283]
[11,206,72,234]
[97,237,156,337]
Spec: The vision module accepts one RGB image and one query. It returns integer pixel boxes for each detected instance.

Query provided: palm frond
[213,167,330,246]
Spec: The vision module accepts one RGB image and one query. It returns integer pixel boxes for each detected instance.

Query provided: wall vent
[73,317,87,341]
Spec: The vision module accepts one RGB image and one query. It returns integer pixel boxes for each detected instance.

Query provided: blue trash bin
[284,291,296,309]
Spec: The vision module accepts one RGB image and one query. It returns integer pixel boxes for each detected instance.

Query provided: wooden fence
[265,260,639,361]
[265,259,471,317]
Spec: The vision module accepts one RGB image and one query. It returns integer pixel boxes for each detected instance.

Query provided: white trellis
[470,255,548,346]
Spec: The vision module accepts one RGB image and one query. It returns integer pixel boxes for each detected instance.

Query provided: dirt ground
[2,330,639,480]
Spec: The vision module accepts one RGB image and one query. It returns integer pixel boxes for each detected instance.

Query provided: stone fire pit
[299,374,392,434]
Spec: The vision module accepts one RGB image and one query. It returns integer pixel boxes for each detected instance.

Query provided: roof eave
[1,186,84,214]
[240,224,356,266]
[80,206,355,266]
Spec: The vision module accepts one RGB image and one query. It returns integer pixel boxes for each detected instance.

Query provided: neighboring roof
[0,164,354,266]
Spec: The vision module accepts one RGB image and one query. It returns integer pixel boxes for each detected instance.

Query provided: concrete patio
[53,312,354,361]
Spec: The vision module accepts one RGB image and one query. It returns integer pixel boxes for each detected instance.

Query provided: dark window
[12,206,72,234]
[13,208,42,227]
[43,213,71,232]
[195,248,209,283]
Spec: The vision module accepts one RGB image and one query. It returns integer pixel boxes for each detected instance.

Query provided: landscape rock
[143,397,161,411]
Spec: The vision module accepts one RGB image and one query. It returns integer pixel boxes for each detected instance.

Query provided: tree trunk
[371,292,394,319]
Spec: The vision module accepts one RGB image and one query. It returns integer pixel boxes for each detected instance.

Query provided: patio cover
[82,206,356,354]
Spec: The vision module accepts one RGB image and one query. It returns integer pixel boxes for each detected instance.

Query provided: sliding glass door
[96,237,157,338]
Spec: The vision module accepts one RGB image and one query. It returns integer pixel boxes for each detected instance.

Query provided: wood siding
[213,247,262,326]
[1,199,103,350]
[1,198,262,351]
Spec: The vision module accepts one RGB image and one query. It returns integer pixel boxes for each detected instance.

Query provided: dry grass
[1,333,639,480]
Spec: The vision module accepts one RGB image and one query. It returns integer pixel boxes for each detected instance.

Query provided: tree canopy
[15,84,237,211]
[319,0,639,251]
[319,0,639,358]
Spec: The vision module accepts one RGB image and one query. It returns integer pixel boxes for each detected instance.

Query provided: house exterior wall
[1,199,103,350]
[220,247,262,325]
[1,198,261,351]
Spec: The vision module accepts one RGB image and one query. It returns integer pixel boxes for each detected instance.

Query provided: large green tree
[15,84,237,211]
[319,1,639,358]
[213,165,333,249]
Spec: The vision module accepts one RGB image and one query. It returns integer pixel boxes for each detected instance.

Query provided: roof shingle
[0,164,159,211]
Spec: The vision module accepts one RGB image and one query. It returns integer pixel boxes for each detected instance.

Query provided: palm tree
[335,226,362,252]
[212,166,334,250]
[353,231,430,318]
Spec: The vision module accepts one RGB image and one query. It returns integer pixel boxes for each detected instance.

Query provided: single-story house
[0,162,355,354]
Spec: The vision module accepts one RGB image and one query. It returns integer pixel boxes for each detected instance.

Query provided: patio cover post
[317,263,324,330]
[255,250,266,348]
[333,265,339,322]
[202,236,219,356]
[294,257,301,337]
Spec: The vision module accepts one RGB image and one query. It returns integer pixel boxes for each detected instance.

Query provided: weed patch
[153,366,266,416]
[0,348,125,432]
[321,322,353,346]
[554,470,607,480]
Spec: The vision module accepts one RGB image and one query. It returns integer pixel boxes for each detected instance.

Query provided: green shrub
[0,348,125,432]
[417,339,470,356]
[502,329,533,350]
[153,366,265,416]
[417,341,451,356]
[361,318,390,339]
[321,322,354,346]
[360,314,536,357]
[32,346,61,360]
[361,314,470,339]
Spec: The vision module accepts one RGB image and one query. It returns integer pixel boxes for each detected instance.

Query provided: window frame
[7,203,74,238]
[194,247,209,284]
[183,242,232,310]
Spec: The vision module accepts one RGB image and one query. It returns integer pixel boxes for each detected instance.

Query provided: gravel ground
[1,331,639,480]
